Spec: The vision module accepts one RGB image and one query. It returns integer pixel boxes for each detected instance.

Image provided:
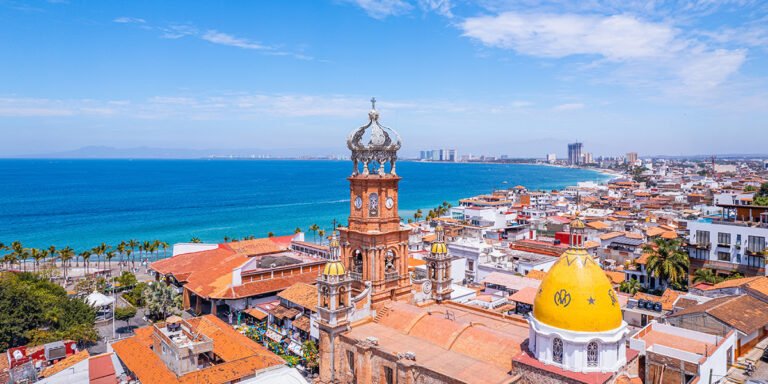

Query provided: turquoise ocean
[0,159,609,252]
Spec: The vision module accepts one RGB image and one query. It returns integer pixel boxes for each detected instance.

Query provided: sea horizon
[0,159,610,253]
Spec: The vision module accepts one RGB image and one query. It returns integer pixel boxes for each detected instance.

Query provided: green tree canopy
[0,272,97,351]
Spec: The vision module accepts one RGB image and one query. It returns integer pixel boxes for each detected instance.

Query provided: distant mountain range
[9,145,347,159]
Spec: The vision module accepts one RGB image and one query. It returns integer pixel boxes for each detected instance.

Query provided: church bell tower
[339,98,412,307]
[423,223,453,302]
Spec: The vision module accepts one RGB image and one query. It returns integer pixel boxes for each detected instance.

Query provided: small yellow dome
[430,242,447,254]
[532,247,622,332]
[329,237,340,248]
[570,217,586,229]
[323,260,346,276]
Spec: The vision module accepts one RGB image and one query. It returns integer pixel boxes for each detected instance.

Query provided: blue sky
[1,0,766,158]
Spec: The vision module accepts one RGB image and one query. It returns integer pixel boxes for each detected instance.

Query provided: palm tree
[9,241,28,272]
[117,242,126,266]
[223,236,231,243]
[143,282,181,320]
[414,209,423,221]
[642,238,689,289]
[619,278,642,295]
[93,243,108,270]
[128,239,139,267]
[190,237,202,243]
[142,241,152,263]
[318,229,326,244]
[160,241,169,259]
[31,248,46,273]
[39,249,50,272]
[693,268,720,284]
[309,223,320,243]
[267,232,274,238]
[3,252,18,271]
[80,250,92,275]
[58,246,75,283]
[148,241,158,262]
[48,245,57,267]
[105,251,116,269]
[294,227,302,234]
[124,248,133,271]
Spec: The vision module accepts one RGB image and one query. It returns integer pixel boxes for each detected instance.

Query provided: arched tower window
[353,250,363,273]
[553,338,563,364]
[587,341,599,367]
[339,286,347,308]
[429,262,437,279]
[320,286,329,308]
[385,249,396,272]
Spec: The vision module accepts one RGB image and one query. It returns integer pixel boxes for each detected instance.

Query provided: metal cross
[370,97,376,110]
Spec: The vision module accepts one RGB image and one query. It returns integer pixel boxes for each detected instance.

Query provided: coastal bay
[0,159,609,251]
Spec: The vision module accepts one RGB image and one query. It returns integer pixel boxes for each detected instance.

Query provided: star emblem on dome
[588,296,595,305]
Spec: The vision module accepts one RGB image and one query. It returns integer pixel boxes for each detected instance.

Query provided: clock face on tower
[354,196,362,210]
[385,197,394,209]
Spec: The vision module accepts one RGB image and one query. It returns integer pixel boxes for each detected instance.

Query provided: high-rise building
[418,148,456,162]
[567,142,583,165]
[626,152,638,165]
[546,153,557,163]
[583,152,593,164]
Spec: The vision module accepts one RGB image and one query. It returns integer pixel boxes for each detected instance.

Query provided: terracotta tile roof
[669,295,768,334]
[150,238,292,300]
[660,231,678,239]
[605,271,626,285]
[508,286,537,305]
[277,282,318,312]
[526,269,548,280]
[645,227,666,237]
[599,232,625,241]
[584,240,601,249]
[270,305,301,320]
[710,276,762,290]
[244,307,268,321]
[587,221,609,230]
[222,271,318,299]
[624,232,644,240]
[660,289,682,311]
[291,316,311,333]
[112,315,285,384]
[38,349,90,378]
[89,353,117,384]
[745,277,768,299]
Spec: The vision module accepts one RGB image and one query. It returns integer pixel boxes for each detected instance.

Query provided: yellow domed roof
[323,260,346,276]
[430,242,447,254]
[570,217,586,229]
[532,247,622,332]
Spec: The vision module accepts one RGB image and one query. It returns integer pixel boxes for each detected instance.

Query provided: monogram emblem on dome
[608,289,618,306]
[554,289,571,307]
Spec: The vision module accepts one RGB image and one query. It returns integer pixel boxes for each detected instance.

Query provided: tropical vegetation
[142,282,182,321]
[0,272,98,351]
[642,238,690,289]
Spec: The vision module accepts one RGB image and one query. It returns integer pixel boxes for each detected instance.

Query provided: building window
[717,232,731,246]
[747,236,766,253]
[384,366,394,384]
[690,248,708,260]
[717,252,731,262]
[747,253,766,268]
[347,350,355,373]
[553,338,563,364]
[587,341,599,367]
[696,230,710,246]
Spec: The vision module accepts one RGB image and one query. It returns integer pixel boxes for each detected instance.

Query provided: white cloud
[462,13,678,60]
[201,30,268,50]
[113,17,145,24]
[417,0,453,17]
[553,103,584,111]
[460,12,746,92]
[346,0,413,19]
[160,25,197,39]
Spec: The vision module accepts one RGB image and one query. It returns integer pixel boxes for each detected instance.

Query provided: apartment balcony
[688,242,711,250]
[690,258,765,276]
